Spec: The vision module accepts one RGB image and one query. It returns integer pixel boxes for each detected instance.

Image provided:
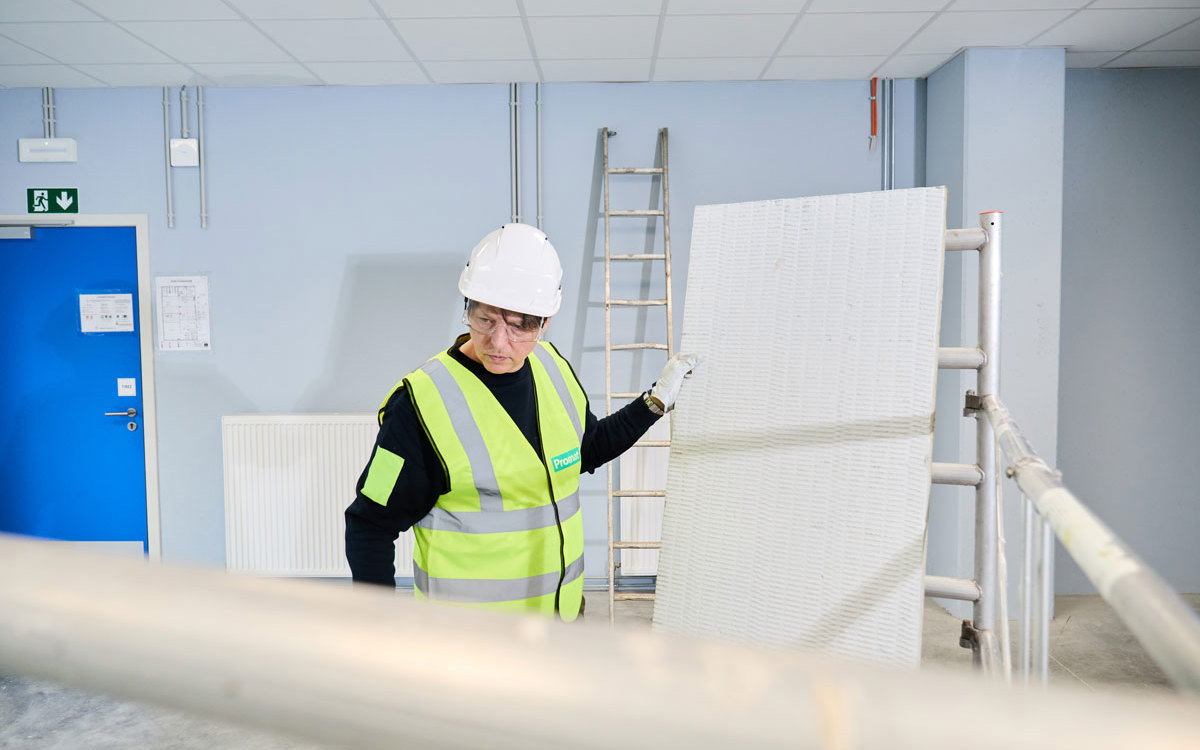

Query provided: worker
[344,223,698,622]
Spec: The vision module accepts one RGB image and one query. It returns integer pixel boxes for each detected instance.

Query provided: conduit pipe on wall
[180,86,189,139]
[536,82,543,230]
[41,87,56,139]
[197,86,208,229]
[509,83,521,224]
[162,87,175,229]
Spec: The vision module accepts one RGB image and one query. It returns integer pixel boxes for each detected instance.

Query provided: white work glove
[648,353,700,414]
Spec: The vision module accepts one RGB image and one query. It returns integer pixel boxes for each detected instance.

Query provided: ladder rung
[632,440,670,448]
[614,592,656,601]
[612,490,666,498]
[610,253,666,261]
[609,209,664,217]
[932,462,983,487]
[614,541,661,549]
[608,167,663,174]
[610,343,668,351]
[611,391,642,399]
[608,299,667,306]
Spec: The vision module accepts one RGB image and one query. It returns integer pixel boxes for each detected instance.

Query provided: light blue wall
[926,48,1066,615]
[1058,68,1200,594]
[1,80,921,573]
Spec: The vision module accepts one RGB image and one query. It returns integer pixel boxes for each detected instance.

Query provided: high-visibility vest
[396,343,587,621]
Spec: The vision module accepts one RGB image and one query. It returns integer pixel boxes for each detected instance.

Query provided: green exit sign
[27,188,78,214]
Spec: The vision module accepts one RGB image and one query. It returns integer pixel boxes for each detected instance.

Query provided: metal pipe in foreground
[2,534,1199,750]
[982,395,1200,694]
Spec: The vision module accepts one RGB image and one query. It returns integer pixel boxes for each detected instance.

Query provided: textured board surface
[652,187,946,667]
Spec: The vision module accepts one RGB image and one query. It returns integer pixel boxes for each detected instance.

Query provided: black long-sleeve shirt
[345,336,661,587]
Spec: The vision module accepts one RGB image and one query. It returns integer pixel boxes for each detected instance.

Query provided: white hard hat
[458,223,563,317]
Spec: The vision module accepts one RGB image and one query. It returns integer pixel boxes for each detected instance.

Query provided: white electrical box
[18,138,78,163]
[170,138,199,167]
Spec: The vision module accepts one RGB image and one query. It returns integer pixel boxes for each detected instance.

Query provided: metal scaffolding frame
[927,211,1005,672]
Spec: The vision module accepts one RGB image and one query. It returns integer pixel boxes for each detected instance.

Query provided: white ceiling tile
[394,18,529,59]
[948,0,1086,10]
[1088,0,1200,8]
[306,61,428,84]
[0,22,172,63]
[522,0,660,16]
[874,52,954,77]
[904,10,1072,53]
[226,0,380,19]
[530,17,659,59]
[0,36,55,64]
[77,1,239,21]
[808,0,943,11]
[423,59,538,83]
[765,55,886,79]
[188,62,319,85]
[257,20,411,62]
[668,0,804,12]
[120,21,292,62]
[1065,50,1123,67]
[658,15,791,58]
[1105,49,1200,66]
[783,13,933,56]
[75,62,200,85]
[540,58,649,81]
[378,0,519,17]
[0,64,106,87]
[1032,9,1200,50]
[0,1,100,22]
[653,57,768,80]
[1143,17,1200,50]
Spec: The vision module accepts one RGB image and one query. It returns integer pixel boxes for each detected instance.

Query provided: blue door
[0,226,148,552]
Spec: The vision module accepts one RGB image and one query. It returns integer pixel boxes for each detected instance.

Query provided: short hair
[464,299,545,332]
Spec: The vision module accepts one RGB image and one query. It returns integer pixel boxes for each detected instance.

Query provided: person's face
[464,303,546,374]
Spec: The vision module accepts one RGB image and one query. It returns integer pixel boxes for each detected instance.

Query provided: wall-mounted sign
[28,188,78,213]
[79,293,134,334]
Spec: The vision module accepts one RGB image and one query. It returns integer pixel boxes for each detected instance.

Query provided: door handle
[105,408,137,417]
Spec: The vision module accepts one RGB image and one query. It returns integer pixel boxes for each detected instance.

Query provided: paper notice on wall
[79,293,134,333]
[156,275,211,351]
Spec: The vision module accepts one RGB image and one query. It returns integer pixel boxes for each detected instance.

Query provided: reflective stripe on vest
[414,555,584,604]
[402,342,588,620]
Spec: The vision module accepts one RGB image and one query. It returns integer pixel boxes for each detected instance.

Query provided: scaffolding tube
[982,395,1200,694]
[2,533,1199,750]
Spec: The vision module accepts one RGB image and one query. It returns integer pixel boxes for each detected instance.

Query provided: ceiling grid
[0,0,1196,87]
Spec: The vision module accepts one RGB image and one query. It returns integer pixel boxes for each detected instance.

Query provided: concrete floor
[2,593,1196,748]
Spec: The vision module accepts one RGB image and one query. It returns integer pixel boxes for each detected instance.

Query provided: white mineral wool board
[652,187,946,667]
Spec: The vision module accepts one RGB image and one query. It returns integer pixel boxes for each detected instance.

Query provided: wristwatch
[642,391,665,416]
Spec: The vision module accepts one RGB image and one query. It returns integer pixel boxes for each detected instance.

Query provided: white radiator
[221,414,413,577]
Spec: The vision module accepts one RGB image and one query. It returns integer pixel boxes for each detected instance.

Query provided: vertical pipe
[973,210,1002,670]
[887,79,895,190]
[878,78,888,188]
[41,88,54,139]
[602,128,614,623]
[1031,512,1046,685]
[509,84,521,224]
[162,87,175,230]
[197,86,208,230]
[1039,517,1053,682]
[536,83,544,231]
[1022,495,1034,681]
[180,86,189,139]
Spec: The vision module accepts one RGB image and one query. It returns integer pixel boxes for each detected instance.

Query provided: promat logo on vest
[551,447,581,473]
